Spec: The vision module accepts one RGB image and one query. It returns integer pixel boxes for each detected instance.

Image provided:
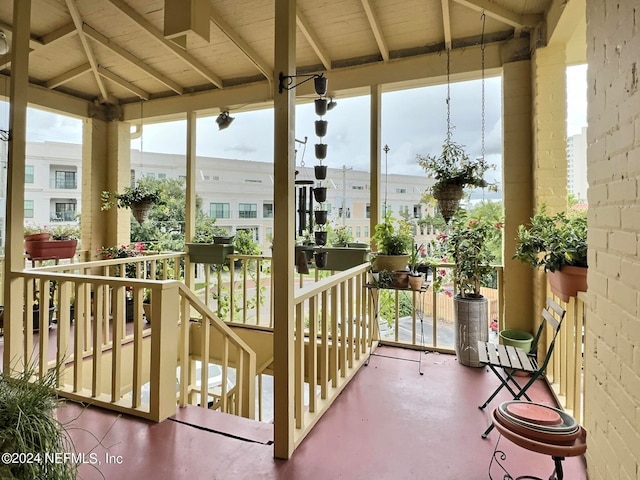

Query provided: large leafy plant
[513,206,587,272]
[436,210,503,298]
[417,137,494,194]
[101,179,161,210]
[371,211,413,255]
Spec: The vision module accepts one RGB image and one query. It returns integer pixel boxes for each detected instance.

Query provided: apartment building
[12,141,434,252]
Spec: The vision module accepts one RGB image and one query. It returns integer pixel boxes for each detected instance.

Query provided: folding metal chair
[477,298,566,438]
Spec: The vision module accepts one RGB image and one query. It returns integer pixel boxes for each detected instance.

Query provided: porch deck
[56,345,587,480]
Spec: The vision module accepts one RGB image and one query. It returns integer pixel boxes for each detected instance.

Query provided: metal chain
[480,12,486,162]
[446,48,451,142]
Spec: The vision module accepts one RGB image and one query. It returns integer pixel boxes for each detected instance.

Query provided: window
[55,171,77,189]
[263,203,273,218]
[413,204,422,219]
[210,203,230,219]
[396,188,407,193]
[25,165,34,184]
[54,202,76,221]
[364,226,369,238]
[356,226,361,238]
[245,179,262,183]
[352,185,364,190]
[146,173,156,179]
[266,227,273,242]
[24,200,34,218]
[158,173,166,179]
[239,203,257,219]
[365,204,370,219]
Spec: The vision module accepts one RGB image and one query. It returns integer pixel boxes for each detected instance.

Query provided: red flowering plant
[432,211,503,298]
[98,242,146,279]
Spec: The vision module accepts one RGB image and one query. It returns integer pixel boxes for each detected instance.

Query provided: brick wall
[586,2,640,478]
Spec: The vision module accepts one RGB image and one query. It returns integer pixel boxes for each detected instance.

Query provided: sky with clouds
[1,64,587,190]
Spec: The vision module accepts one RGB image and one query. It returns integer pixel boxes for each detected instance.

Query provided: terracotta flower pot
[26,239,78,261]
[546,266,588,302]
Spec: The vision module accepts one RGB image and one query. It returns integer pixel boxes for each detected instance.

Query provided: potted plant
[101,179,161,224]
[417,138,494,222]
[185,220,234,265]
[24,224,80,261]
[435,210,503,366]
[513,206,588,302]
[0,364,77,480]
[371,211,412,272]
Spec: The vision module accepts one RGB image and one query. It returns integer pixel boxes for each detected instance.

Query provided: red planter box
[26,239,78,261]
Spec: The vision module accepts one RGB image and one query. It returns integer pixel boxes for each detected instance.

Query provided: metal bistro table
[365,280,430,375]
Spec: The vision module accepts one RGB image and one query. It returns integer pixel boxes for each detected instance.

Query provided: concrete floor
[55,345,587,480]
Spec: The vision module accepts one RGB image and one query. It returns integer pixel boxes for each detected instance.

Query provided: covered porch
[2,0,618,476]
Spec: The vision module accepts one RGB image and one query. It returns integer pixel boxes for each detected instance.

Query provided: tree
[130,177,224,252]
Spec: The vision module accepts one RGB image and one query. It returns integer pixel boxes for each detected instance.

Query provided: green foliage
[0,365,77,480]
[416,137,495,194]
[101,177,161,210]
[49,224,80,241]
[329,225,353,247]
[435,210,503,297]
[234,230,261,256]
[372,211,413,255]
[513,205,587,272]
[379,290,413,327]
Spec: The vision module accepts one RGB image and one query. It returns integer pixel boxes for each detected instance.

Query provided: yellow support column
[501,60,534,332]
[273,0,296,460]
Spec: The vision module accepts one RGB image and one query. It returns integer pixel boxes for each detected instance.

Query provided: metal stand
[489,434,566,480]
[364,284,428,374]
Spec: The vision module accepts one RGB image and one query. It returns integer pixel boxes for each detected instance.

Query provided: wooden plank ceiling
[0,0,552,118]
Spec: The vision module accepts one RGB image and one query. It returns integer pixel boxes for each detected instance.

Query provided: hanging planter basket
[315,98,328,116]
[433,184,464,223]
[130,201,154,224]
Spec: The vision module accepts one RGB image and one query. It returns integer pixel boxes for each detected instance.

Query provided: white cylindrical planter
[454,295,489,367]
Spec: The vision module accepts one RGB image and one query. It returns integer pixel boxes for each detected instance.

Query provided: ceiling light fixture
[0,31,9,55]
[216,111,234,130]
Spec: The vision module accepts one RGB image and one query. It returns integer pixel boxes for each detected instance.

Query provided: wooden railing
[546,289,586,425]
[376,263,504,354]
[291,263,372,446]
[8,270,179,422]
[4,252,256,422]
[178,285,256,419]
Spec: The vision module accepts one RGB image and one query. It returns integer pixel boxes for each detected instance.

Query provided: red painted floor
[54,345,587,480]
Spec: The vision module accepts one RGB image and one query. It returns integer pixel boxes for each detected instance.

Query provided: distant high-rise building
[567,127,588,201]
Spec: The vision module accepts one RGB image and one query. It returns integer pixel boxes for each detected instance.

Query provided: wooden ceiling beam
[441,0,452,50]
[40,23,77,45]
[106,0,224,89]
[64,0,110,103]
[98,66,149,100]
[46,62,91,89]
[360,0,389,62]
[0,19,43,49]
[296,6,332,71]
[122,40,506,121]
[82,24,183,95]
[209,6,273,80]
[451,0,541,29]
